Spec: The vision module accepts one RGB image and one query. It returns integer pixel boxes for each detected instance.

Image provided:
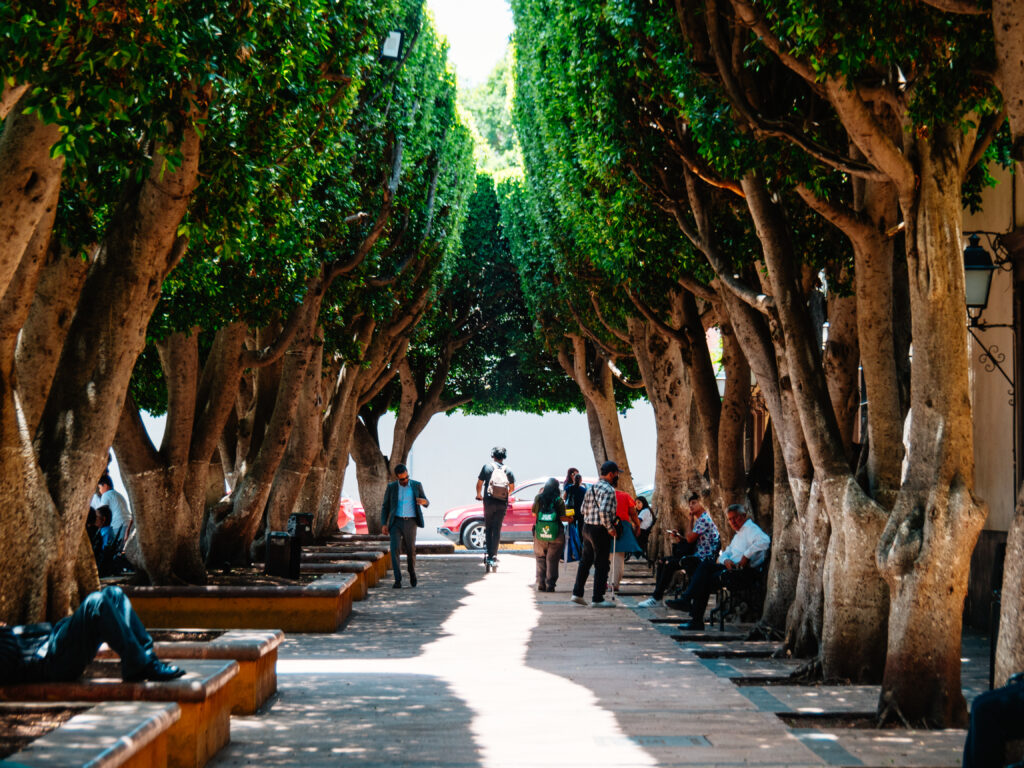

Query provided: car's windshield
[514,483,543,504]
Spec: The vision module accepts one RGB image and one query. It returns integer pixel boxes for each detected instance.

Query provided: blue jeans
[962,677,1024,768]
[41,586,154,681]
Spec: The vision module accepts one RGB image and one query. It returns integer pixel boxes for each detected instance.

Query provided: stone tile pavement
[209,553,971,768]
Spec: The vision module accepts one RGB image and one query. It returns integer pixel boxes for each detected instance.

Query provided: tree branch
[794,183,877,241]
[916,0,989,14]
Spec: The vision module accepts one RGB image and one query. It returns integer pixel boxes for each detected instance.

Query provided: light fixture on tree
[381,30,405,61]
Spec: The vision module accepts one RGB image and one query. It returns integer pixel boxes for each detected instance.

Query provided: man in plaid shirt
[570,460,621,607]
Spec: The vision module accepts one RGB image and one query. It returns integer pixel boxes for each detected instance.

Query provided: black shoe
[677,620,705,631]
[393,581,402,588]
[410,575,417,587]
[665,597,692,611]
[125,659,186,682]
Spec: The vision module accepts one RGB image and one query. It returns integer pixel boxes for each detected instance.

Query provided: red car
[337,498,368,534]
[437,477,594,550]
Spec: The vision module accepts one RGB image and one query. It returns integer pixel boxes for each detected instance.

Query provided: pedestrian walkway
[209,554,967,768]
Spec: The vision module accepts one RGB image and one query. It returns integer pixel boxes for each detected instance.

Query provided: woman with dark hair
[532,478,570,591]
[562,468,579,493]
[635,496,654,556]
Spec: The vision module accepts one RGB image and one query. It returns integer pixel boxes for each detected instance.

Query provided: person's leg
[573,525,598,598]
[686,560,720,626]
[963,680,1024,768]
[45,586,154,681]
[592,527,612,602]
[534,537,546,587]
[402,519,417,582]
[652,559,682,600]
[545,539,562,589]
[389,523,403,584]
[483,500,505,560]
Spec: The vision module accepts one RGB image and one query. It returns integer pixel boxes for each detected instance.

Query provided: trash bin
[266,531,298,579]
[288,512,314,546]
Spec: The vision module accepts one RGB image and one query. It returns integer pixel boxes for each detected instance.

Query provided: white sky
[427,0,514,87]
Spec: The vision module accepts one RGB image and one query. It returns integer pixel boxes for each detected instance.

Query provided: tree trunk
[351,420,391,529]
[760,430,800,632]
[853,181,905,505]
[584,399,608,470]
[627,315,691,551]
[876,147,987,727]
[993,0,1024,161]
[718,321,751,506]
[996,482,1024,685]
[0,92,63,301]
[264,335,324,534]
[204,296,321,565]
[16,245,92,434]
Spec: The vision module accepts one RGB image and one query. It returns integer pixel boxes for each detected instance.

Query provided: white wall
[341,402,658,539]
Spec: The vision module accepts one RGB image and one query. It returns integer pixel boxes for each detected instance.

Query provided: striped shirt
[581,479,617,528]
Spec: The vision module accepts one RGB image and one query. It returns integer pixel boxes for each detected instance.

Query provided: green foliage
[460,47,522,176]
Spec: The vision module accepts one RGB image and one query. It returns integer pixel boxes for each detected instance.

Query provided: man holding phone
[381,464,430,588]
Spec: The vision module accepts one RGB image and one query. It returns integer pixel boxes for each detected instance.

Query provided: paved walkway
[210,554,968,768]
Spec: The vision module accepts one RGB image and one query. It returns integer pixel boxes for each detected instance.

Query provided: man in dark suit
[381,464,429,588]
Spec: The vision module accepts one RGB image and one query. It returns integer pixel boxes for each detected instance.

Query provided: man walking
[570,460,621,608]
[475,447,515,569]
[381,464,429,588]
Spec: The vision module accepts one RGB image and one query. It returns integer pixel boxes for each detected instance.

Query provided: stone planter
[124,574,356,634]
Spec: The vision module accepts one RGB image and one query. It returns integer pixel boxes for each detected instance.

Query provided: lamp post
[963,232,1015,395]
[380,30,405,61]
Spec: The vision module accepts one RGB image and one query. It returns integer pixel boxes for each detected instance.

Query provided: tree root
[788,656,823,683]
[877,689,913,728]
[746,621,784,642]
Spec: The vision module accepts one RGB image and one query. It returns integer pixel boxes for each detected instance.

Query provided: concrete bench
[300,561,373,599]
[124,574,356,633]
[97,630,283,715]
[0,660,237,768]
[2,701,180,768]
[301,550,389,581]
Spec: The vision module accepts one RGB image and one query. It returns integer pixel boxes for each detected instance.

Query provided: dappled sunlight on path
[273,555,656,767]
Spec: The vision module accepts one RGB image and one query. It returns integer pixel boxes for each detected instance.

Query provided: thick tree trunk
[351,420,391,529]
[584,399,608,470]
[0,92,63,301]
[627,316,691,550]
[993,0,1024,161]
[996,483,1024,685]
[760,430,800,632]
[877,150,987,727]
[264,336,324,534]
[718,322,750,506]
[16,246,92,433]
[204,298,321,565]
[558,337,636,496]
[853,182,905,504]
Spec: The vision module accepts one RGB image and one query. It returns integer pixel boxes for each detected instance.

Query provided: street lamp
[964,233,996,318]
[381,30,405,61]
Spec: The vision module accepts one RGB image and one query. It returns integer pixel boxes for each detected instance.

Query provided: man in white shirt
[97,475,132,549]
[674,504,769,630]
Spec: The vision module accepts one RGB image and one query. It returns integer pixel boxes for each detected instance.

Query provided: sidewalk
[209,554,967,768]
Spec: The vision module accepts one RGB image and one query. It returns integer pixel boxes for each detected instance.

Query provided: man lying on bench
[0,586,186,685]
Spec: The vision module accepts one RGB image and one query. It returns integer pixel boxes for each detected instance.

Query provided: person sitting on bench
[962,671,1024,768]
[668,504,769,630]
[0,586,186,685]
[639,493,720,607]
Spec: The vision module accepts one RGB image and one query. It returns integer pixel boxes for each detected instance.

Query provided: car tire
[462,521,486,551]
